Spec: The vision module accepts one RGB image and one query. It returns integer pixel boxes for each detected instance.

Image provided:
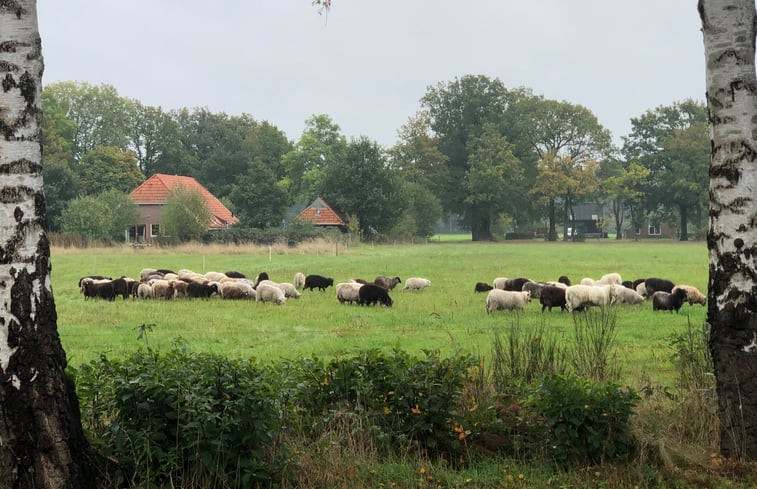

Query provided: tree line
[42,76,709,242]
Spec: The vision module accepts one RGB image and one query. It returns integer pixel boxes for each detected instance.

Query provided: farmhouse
[294,197,347,232]
[129,173,238,243]
[566,203,607,238]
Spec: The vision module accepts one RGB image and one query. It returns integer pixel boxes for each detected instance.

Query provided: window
[635,228,641,236]
[648,225,661,236]
[151,224,160,237]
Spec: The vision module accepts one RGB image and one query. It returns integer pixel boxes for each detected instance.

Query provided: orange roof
[129,174,238,228]
[295,197,345,227]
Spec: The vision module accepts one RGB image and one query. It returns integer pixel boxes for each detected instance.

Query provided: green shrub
[528,375,638,465]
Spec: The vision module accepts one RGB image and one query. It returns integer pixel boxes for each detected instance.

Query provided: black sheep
[374,275,402,290]
[652,289,688,313]
[622,280,634,289]
[83,281,116,301]
[225,270,246,279]
[304,274,334,291]
[506,277,533,291]
[632,278,646,290]
[78,275,112,288]
[358,284,393,307]
[645,277,675,295]
[187,282,219,299]
[474,282,493,293]
[558,275,571,286]
[539,285,566,312]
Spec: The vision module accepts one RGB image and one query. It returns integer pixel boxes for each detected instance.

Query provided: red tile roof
[129,174,238,229]
[295,197,345,227]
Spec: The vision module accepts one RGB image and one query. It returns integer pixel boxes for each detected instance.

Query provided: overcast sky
[37,1,705,148]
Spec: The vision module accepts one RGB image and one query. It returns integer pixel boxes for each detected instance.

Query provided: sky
[36,1,705,148]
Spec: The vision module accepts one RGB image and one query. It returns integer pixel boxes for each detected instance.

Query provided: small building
[129,173,238,243]
[294,197,346,232]
[624,220,677,239]
[566,203,606,238]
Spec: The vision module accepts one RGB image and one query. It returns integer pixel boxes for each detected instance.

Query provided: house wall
[132,204,164,243]
[624,221,676,239]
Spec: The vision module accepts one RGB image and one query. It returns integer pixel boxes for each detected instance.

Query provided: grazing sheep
[632,278,646,290]
[558,275,572,286]
[493,277,509,290]
[220,281,255,300]
[78,275,111,289]
[256,283,287,305]
[205,271,228,282]
[652,288,688,313]
[545,281,568,289]
[79,277,111,295]
[622,280,634,289]
[150,280,175,300]
[83,280,116,301]
[156,269,175,276]
[171,280,189,298]
[358,284,393,307]
[336,282,363,304]
[474,282,494,293]
[486,289,531,314]
[254,272,270,288]
[225,270,246,279]
[522,281,545,299]
[672,285,707,306]
[293,272,306,290]
[140,268,158,281]
[507,277,534,291]
[111,277,135,300]
[580,277,596,286]
[374,275,402,290]
[403,277,431,291]
[277,282,301,299]
[597,273,622,285]
[304,274,334,291]
[178,270,206,283]
[636,282,648,298]
[645,277,675,296]
[565,285,614,312]
[610,284,644,305]
[540,285,567,312]
[187,282,219,299]
[137,283,153,299]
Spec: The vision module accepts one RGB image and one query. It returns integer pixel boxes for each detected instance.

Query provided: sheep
[565,285,614,312]
[83,280,116,301]
[486,289,531,314]
[256,283,287,305]
[636,282,648,298]
[507,277,534,291]
[79,277,111,295]
[632,278,646,290]
[474,282,493,293]
[163,273,179,281]
[545,281,568,289]
[225,270,246,279]
[597,273,622,285]
[358,284,393,307]
[336,282,363,304]
[622,280,634,289]
[672,285,707,306]
[304,274,334,291]
[171,280,189,298]
[493,277,509,290]
[277,282,301,299]
[205,271,228,282]
[111,277,135,300]
[187,282,219,299]
[522,281,545,299]
[580,277,596,286]
[78,275,111,289]
[178,270,206,283]
[139,268,158,281]
[374,275,402,290]
[220,281,255,300]
[137,282,153,299]
[150,280,175,300]
[558,275,572,286]
[652,288,688,313]
[539,285,567,312]
[610,284,644,305]
[254,272,270,288]
[645,277,675,296]
[293,272,306,290]
[403,277,431,291]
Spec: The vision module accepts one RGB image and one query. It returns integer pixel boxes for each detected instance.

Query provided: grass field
[53,239,709,388]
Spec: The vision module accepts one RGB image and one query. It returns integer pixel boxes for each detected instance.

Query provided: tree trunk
[0,2,94,487]
[700,0,757,460]
[613,198,624,240]
[679,204,689,241]
[547,198,557,241]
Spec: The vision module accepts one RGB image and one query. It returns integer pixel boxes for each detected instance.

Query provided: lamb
[277,282,301,299]
[610,284,644,305]
[336,282,363,304]
[539,285,567,312]
[304,274,334,291]
[256,283,287,305]
[137,282,153,299]
[486,289,531,314]
[645,277,675,296]
[220,281,255,300]
[358,284,393,307]
[652,288,688,313]
[374,275,402,290]
[522,281,545,299]
[293,272,306,290]
[565,284,614,312]
[671,285,707,306]
[403,277,431,291]
[474,282,493,293]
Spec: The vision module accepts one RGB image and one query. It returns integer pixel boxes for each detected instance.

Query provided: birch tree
[700,0,757,459]
[0,1,93,486]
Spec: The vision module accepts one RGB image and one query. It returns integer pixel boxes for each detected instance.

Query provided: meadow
[52,239,709,388]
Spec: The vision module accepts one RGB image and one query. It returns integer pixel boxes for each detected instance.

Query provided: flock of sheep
[476,272,706,315]
[78,269,432,308]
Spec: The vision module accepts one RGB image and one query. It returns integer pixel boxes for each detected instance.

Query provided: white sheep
[220,281,256,300]
[171,280,189,298]
[493,277,509,290]
[277,282,301,299]
[149,279,174,299]
[256,283,286,305]
[336,282,363,304]
[610,284,644,305]
[137,283,153,299]
[139,268,158,281]
[580,277,596,286]
[635,282,648,298]
[486,289,531,314]
[293,272,306,290]
[672,285,707,306]
[565,285,614,311]
[205,271,228,282]
[545,281,568,289]
[403,277,431,291]
[597,272,622,285]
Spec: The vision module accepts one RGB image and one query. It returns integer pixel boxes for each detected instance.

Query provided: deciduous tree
[161,185,212,242]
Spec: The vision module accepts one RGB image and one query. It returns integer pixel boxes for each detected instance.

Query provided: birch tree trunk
[0,1,93,486]
[699,0,757,459]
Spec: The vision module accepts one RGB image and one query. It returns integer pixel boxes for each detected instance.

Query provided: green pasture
[52,240,709,387]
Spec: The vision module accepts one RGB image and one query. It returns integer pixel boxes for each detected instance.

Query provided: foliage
[227,159,290,228]
[570,307,622,382]
[161,185,212,242]
[74,145,145,196]
[203,220,332,245]
[528,375,638,466]
[42,160,79,231]
[388,181,443,239]
[58,189,139,242]
[74,347,282,487]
